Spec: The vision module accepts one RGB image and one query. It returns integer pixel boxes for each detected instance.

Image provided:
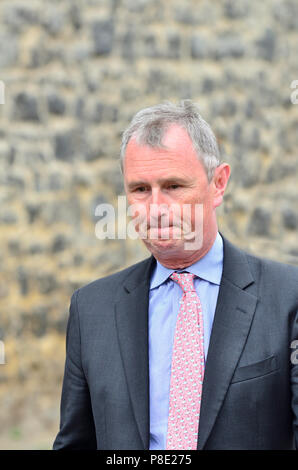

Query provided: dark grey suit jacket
[53,234,298,450]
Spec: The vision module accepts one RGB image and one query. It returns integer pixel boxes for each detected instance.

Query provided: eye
[135,186,147,192]
[168,184,180,190]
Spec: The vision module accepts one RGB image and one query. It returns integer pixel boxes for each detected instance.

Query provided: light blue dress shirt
[148,231,224,450]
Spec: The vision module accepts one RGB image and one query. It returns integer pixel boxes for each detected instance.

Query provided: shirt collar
[150,231,223,290]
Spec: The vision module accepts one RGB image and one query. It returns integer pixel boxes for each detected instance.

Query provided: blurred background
[0,0,297,449]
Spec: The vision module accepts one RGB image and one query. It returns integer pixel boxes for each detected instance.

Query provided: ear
[212,163,231,208]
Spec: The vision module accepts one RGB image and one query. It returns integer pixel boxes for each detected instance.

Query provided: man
[53,100,298,450]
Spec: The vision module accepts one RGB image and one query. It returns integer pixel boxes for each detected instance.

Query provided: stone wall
[0,0,297,449]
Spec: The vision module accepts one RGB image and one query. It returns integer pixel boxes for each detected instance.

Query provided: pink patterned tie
[166,271,205,450]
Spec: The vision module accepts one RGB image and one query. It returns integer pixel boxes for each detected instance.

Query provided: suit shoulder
[243,246,298,291]
[222,234,298,281]
[72,256,152,298]
[245,249,298,275]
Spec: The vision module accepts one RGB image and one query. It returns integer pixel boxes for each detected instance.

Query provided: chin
[144,237,184,255]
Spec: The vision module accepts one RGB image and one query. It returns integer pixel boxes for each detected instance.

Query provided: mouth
[144,225,182,240]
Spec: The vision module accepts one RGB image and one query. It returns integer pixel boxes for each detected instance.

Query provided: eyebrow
[126,177,190,190]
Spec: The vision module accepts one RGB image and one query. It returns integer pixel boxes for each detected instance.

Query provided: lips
[145,226,184,240]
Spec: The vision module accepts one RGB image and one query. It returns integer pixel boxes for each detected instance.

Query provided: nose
[148,188,170,223]
[150,187,167,205]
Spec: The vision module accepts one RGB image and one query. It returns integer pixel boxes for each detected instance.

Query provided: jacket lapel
[197,235,258,449]
[114,255,155,450]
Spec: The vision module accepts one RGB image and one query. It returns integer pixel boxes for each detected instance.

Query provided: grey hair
[120,100,221,182]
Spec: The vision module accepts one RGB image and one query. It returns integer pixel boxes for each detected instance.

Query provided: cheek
[188,192,213,223]
[194,187,213,206]
[126,198,149,221]
[126,195,134,206]
[126,194,143,208]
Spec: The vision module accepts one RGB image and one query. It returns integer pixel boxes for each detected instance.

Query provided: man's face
[123,124,224,264]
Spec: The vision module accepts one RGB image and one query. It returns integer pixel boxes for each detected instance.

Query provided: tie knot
[170,271,196,293]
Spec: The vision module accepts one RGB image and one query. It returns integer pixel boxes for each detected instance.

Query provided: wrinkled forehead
[132,121,180,148]
[126,123,196,158]
[123,127,207,184]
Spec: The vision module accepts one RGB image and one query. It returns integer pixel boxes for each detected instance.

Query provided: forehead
[124,124,203,175]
